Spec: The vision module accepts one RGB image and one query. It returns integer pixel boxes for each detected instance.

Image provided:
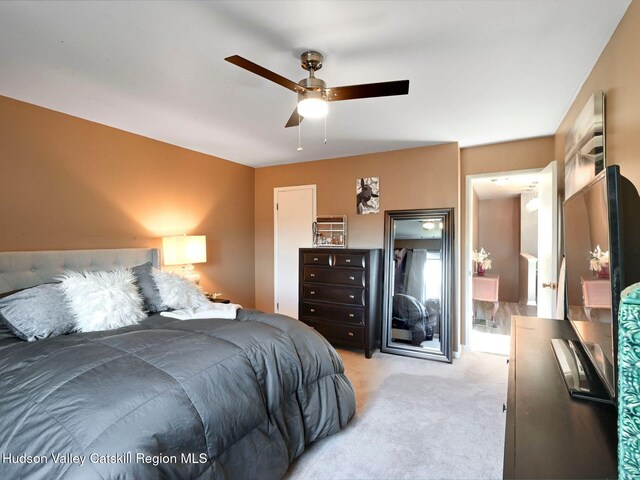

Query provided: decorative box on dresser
[298,248,381,358]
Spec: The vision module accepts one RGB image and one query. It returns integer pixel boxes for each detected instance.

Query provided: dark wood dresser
[504,316,617,479]
[298,248,381,358]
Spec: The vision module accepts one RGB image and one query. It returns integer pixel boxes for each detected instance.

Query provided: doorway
[465,162,558,354]
[274,185,316,318]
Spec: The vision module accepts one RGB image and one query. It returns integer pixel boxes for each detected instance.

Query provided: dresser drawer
[302,284,365,306]
[302,253,332,266]
[334,253,366,268]
[306,320,364,345]
[303,267,365,287]
[300,301,365,325]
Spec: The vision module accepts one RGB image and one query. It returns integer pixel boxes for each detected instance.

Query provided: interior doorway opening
[465,168,548,355]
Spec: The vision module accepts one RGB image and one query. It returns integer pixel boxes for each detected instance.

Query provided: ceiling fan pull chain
[297,113,303,151]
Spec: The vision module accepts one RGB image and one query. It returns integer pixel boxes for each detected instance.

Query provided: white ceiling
[473,170,542,200]
[0,1,630,167]
[395,220,443,240]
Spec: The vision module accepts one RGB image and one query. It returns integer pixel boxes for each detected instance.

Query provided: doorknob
[542,282,558,290]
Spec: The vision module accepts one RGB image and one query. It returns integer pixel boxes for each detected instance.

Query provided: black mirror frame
[381,208,454,362]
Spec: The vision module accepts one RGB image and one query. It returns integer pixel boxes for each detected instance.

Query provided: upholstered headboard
[0,248,161,294]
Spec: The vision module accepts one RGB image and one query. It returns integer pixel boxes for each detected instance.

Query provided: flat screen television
[557,165,640,403]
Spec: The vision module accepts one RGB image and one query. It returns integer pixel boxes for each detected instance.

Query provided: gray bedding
[0,309,356,479]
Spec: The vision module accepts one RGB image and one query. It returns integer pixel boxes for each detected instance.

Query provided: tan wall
[0,95,256,307]
[459,136,554,344]
[555,0,640,191]
[478,197,521,302]
[461,137,555,178]
[254,143,460,342]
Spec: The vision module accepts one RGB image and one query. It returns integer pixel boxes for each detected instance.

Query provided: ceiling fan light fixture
[297,92,328,119]
[423,221,435,230]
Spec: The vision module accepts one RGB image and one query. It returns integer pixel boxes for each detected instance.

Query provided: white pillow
[151,268,209,310]
[59,269,146,332]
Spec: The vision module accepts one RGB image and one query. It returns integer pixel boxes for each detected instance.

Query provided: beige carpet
[286,348,509,480]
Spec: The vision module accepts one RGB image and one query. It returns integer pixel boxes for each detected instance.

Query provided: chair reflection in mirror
[391,248,440,346]
[472,275,500,326]
[581,277,612,322]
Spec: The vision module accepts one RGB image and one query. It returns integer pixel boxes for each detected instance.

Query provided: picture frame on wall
[356,177,380,215]
[564,91,605,199]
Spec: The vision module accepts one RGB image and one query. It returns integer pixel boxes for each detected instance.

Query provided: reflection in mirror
[382,209,453,362]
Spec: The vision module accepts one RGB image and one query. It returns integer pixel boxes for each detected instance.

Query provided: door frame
[536,160,559,319]
[464,168,542,351]
[273,185,317,314]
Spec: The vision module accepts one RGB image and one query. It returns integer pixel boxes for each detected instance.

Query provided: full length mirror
[382,208,454,362]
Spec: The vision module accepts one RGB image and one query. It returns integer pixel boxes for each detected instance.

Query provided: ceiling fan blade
[225,55,306,94]
[326,80,409,102]
[285,108,303,128]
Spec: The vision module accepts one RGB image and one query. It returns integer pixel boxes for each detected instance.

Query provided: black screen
[564,173,615,399]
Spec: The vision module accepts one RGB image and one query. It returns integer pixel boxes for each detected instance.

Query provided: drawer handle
[346,259,351,263]
[313,257,319,261]
[348,332,354,336]
[310,309,315,313]
[349,313,355,318]
[349,276,355,280]
[310,273,316,277]
[310,291,315,295]
[349,294,355,299]
[502,403,507,413]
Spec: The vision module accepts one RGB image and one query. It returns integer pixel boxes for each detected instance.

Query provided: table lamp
[162,235,207,281]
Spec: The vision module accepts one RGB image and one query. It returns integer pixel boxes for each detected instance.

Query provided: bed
[0,248,356,479]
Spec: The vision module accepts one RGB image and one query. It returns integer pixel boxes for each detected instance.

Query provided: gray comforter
[0,310,356,479]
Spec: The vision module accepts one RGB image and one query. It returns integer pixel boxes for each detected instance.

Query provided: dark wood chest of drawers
[503,316,616,479]
[299,248,381,358]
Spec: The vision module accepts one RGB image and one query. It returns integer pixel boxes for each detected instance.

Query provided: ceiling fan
[225,51,410,128]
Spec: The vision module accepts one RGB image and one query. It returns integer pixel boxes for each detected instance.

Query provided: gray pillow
[0,284,75,341]
[132,262,164,313]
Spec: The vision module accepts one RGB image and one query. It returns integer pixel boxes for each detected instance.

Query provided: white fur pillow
[151,268,209,310]
[59,269,146,332]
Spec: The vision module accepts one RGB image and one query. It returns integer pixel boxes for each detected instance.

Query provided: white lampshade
[297,89,328,119]
[162,235,207,266]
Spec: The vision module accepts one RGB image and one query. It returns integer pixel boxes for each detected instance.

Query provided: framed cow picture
[356,177,380,215]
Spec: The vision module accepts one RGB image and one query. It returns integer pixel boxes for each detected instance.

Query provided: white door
[274,185,316,318]
[537,161,559,318]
